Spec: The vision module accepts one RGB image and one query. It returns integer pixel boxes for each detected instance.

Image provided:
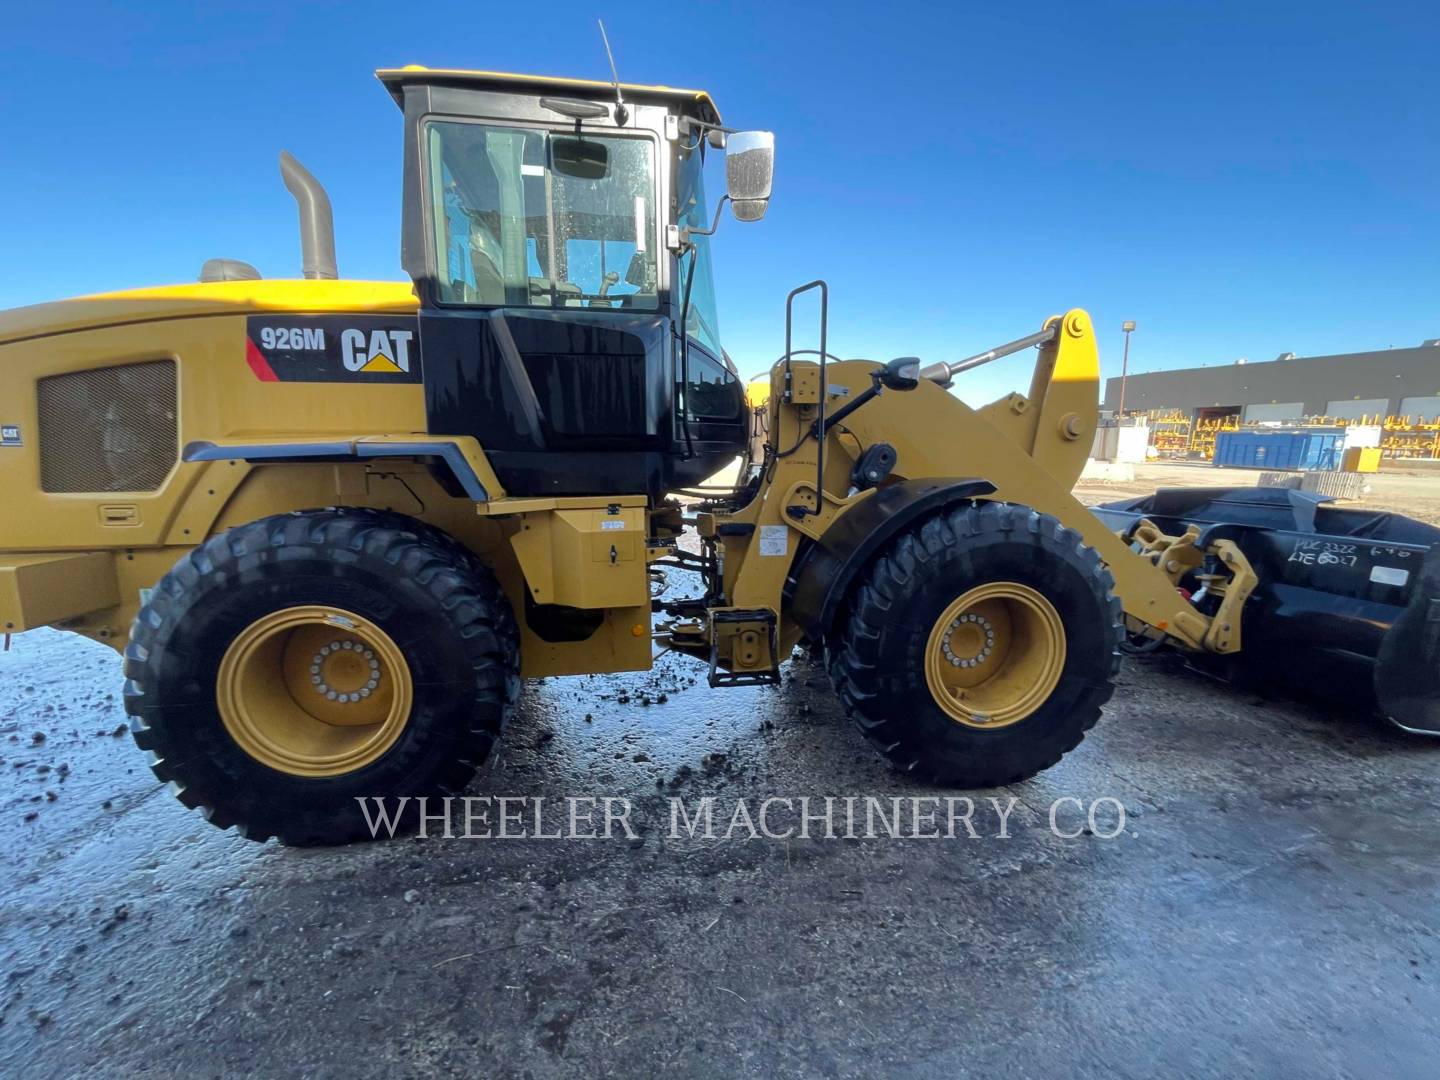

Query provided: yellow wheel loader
[1,68,1435,844]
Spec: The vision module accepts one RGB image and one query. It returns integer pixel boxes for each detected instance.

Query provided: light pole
[1118,320,1136,419]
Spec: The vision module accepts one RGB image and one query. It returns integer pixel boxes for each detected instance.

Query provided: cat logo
[245,315,422,383]
[341,328,415,374]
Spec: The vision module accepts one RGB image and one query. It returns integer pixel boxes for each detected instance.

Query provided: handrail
[784,280,829,517]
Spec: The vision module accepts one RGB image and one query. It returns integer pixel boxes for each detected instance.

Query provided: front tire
[124,508,519,844]
[829,501,1121,787]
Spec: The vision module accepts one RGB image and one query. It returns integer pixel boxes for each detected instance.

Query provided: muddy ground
[2,470,1439,1077]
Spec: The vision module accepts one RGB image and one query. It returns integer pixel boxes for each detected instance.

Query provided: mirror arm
[814,374,883,440]
[679,117,739,136]
[678,194,730,247]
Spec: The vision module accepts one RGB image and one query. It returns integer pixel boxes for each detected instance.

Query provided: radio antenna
[597,19,628,126]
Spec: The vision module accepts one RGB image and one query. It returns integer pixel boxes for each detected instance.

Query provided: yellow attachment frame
[716,309,1228,653]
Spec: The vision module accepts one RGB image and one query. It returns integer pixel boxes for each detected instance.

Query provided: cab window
[427,121,658,310]
[676,144,723,355]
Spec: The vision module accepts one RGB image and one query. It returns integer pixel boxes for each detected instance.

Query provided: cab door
[411,114,674,496]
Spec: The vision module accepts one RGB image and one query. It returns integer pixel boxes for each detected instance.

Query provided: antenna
[597,19,628,126]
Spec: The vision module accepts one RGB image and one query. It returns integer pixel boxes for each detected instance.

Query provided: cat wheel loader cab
[1,65,1435,845]
[383,67,749,499]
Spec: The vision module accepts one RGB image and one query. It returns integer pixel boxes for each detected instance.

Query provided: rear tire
[124,508,519,845]
[828,501,1121,787]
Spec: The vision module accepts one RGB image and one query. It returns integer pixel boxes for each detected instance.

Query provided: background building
[1104,340,1440,423]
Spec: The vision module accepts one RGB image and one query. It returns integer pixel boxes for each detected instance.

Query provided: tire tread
[123,507,519,845]
[827,500,1123,787]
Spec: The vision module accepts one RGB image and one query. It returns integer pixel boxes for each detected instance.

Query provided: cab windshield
[427,121,659,309]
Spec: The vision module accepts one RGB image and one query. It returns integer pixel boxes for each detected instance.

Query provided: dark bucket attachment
[1374,547,1440,733]
[1092,486,1440,735]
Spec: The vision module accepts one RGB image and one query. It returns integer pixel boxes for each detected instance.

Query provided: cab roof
[375,66,721,125]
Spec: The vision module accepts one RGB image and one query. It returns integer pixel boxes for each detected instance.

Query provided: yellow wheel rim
[216,606,413,777]
[924,582,1066,729]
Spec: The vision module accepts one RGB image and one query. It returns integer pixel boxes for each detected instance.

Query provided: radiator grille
[37,360,178,493]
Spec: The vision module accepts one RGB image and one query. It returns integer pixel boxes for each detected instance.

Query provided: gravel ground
[2,619,1438,1077]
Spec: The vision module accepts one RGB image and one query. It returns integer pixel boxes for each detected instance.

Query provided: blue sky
[2,1,1435,401]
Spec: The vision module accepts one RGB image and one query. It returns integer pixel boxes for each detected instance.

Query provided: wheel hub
[216,606,413,776]
[924,582,1066,729]
[940,612,996,669]
[310,640,383,703]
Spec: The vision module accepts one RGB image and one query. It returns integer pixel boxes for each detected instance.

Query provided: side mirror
[725,131,774,222]
[879,357,921,391]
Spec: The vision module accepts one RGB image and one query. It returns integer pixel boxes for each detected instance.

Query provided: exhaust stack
[278,151,338,280]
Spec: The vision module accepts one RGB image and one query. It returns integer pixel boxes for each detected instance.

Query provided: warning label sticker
[759,525,789,557]
[1370,565,1409,587]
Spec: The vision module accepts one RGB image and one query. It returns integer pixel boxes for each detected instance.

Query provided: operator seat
[467,218,505,305]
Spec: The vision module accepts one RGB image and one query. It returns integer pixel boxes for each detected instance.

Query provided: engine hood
[0,280,419,346]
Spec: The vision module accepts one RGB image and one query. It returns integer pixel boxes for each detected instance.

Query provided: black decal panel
[245,315,422,383]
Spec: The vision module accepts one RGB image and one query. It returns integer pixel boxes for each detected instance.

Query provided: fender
[784,477,996,642]
[182,435,495,502]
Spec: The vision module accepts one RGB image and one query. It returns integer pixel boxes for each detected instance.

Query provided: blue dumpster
[1212,430,1345,470]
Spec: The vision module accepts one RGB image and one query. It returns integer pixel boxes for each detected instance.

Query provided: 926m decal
[245,315,422,383]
